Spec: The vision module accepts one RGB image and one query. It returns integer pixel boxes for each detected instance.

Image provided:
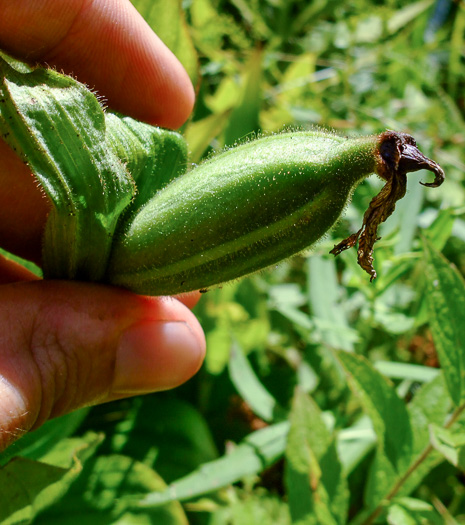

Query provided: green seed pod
[107,130,444,295]
[0,52,444,295]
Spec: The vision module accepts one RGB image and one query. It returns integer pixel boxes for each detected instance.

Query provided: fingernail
[0,375,29,450]
[112,321,205,394]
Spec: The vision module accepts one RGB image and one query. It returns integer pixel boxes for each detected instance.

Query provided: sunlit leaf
[337,415,376,475]
[184,110,231,163]
[387,0,435,34]
[0,433,103,523]
[374,361,439,383]
[228,341,283,423]
[132,422,289,508]
[429,424,465,469]
[307,255,358,351]
[386,497,437,525]
[223,48,263,147]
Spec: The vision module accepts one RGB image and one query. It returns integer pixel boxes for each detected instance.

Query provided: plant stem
[361,402,465,525]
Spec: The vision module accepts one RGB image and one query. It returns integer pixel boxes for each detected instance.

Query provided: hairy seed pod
[0,52,444,294]
[106,130,444,295]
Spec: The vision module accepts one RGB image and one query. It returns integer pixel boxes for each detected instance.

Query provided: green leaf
[424,208,456,251]
[204,322,234,375]
[0,458,69,525]
[0,55,135,281]
[184,110,232,163]
[407,372,452,457]
[375,257,416,296]
[429,424,465,469]
[387,0,435,35]
[307,255,358,351]
[229,341,284,423]
[422,237,465,406]
[351,373,451,522]
[386,497,437,525]
[132,421,289,508]
[223,492,291,525]
[0,432,102,524]
[268,283,314,331]
[189,0,252,59]
[0,408,90,466]
[284,388,348,525]
[105,114,188,214]
[374,361,439,383]
[338,352,413,473]
[337,415,376,475]
[223,48,263,147]
[130,0,199,89]
[39,455,189,525]
[112,397,218,483]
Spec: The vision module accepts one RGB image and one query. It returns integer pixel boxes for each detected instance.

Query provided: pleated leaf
[422,237,465,406]
[0,53,135,280]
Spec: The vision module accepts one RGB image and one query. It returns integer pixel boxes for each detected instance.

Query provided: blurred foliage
[3,0,465,523]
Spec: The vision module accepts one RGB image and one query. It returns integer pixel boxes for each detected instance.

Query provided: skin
[0,0,205,451]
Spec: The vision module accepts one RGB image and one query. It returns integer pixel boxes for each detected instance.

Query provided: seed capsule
[106,130,444,295]
[0,54,444,295]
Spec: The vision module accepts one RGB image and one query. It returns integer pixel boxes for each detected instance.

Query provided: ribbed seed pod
[0,52,444,294]
[106,130,444,295]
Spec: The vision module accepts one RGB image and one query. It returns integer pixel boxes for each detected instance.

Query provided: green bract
[0,52,444,295]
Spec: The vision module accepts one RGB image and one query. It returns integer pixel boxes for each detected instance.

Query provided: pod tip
[331,130,445,280]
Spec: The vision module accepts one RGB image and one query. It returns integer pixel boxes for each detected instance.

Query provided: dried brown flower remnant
[330,131,445,280]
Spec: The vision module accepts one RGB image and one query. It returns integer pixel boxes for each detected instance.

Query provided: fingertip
[112,316,205,395]
[120,37,196,129]
[131,35,195,129]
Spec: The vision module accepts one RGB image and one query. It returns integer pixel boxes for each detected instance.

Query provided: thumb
[0,280,205,451]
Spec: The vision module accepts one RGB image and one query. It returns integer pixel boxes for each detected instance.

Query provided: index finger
[0,0,195,128]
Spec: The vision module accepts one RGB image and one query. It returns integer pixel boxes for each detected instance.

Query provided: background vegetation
[2,0,465,523]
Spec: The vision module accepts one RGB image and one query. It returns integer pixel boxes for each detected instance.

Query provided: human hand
[0,0,205,451]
